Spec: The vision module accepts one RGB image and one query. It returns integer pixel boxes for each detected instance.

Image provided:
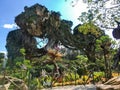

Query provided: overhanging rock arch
[6,3,75,61]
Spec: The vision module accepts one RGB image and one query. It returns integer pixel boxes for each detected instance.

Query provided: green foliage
[77,67,87,76]
[14,57,31,69]
[93,72,105,82]
[68,55,88,76]
[43,64,54,73]
[23,59,32,69]
[73,22,107,63]
[100,35,112,43]
[76,55,88,63]
[78,10,94,23]
[20,48,26,56]
[57,62,66,71]
[0,53,4,59]
[64,72,79,82]
[81,75,88,82]
[0,53,5,64]
[29,78,43,90]
[13,56,24,67]
[29,78,38,89]
[96,35,112,52]
[94,72,104,78]
[78,22,102,37]
[40,76,52,87]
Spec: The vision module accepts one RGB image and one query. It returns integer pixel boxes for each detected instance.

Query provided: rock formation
[15,3,50,37]
[6,3,74,63]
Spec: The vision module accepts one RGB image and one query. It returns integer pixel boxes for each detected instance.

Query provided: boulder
[96,76,120,90]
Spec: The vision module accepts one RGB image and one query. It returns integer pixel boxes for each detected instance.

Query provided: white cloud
[0,51,7,58]
[0,51,7,54]
[3,24,18,29]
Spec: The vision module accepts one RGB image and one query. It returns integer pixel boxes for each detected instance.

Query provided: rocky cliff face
[6,29,37,61]
[6,3,73,62]
[15,3,50,37]
[15,3,61,38]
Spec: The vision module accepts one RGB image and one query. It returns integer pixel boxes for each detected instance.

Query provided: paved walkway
[42,85,96,90]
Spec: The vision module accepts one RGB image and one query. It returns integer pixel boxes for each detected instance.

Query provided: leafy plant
[64,72,79,82]
[93,72,105,82]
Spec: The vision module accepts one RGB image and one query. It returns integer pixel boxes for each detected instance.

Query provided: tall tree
[73,22,104,62]
[96,35,115,79]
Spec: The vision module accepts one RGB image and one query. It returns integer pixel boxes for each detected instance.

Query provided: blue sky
[0,0,88,53]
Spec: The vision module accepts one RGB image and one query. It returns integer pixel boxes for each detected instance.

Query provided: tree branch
[106,4,120,9]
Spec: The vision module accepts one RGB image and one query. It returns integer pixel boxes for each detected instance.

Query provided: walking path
[42,84,96,90]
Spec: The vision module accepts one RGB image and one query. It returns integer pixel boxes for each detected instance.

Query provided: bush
[64,72,79,82]
[93,72,105,82]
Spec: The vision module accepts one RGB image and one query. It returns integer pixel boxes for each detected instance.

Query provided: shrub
[64,72,79,82]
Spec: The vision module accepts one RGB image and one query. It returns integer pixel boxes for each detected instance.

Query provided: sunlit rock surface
[96,76,120,90]
[15,3,60,37]
[6,3,73,62]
